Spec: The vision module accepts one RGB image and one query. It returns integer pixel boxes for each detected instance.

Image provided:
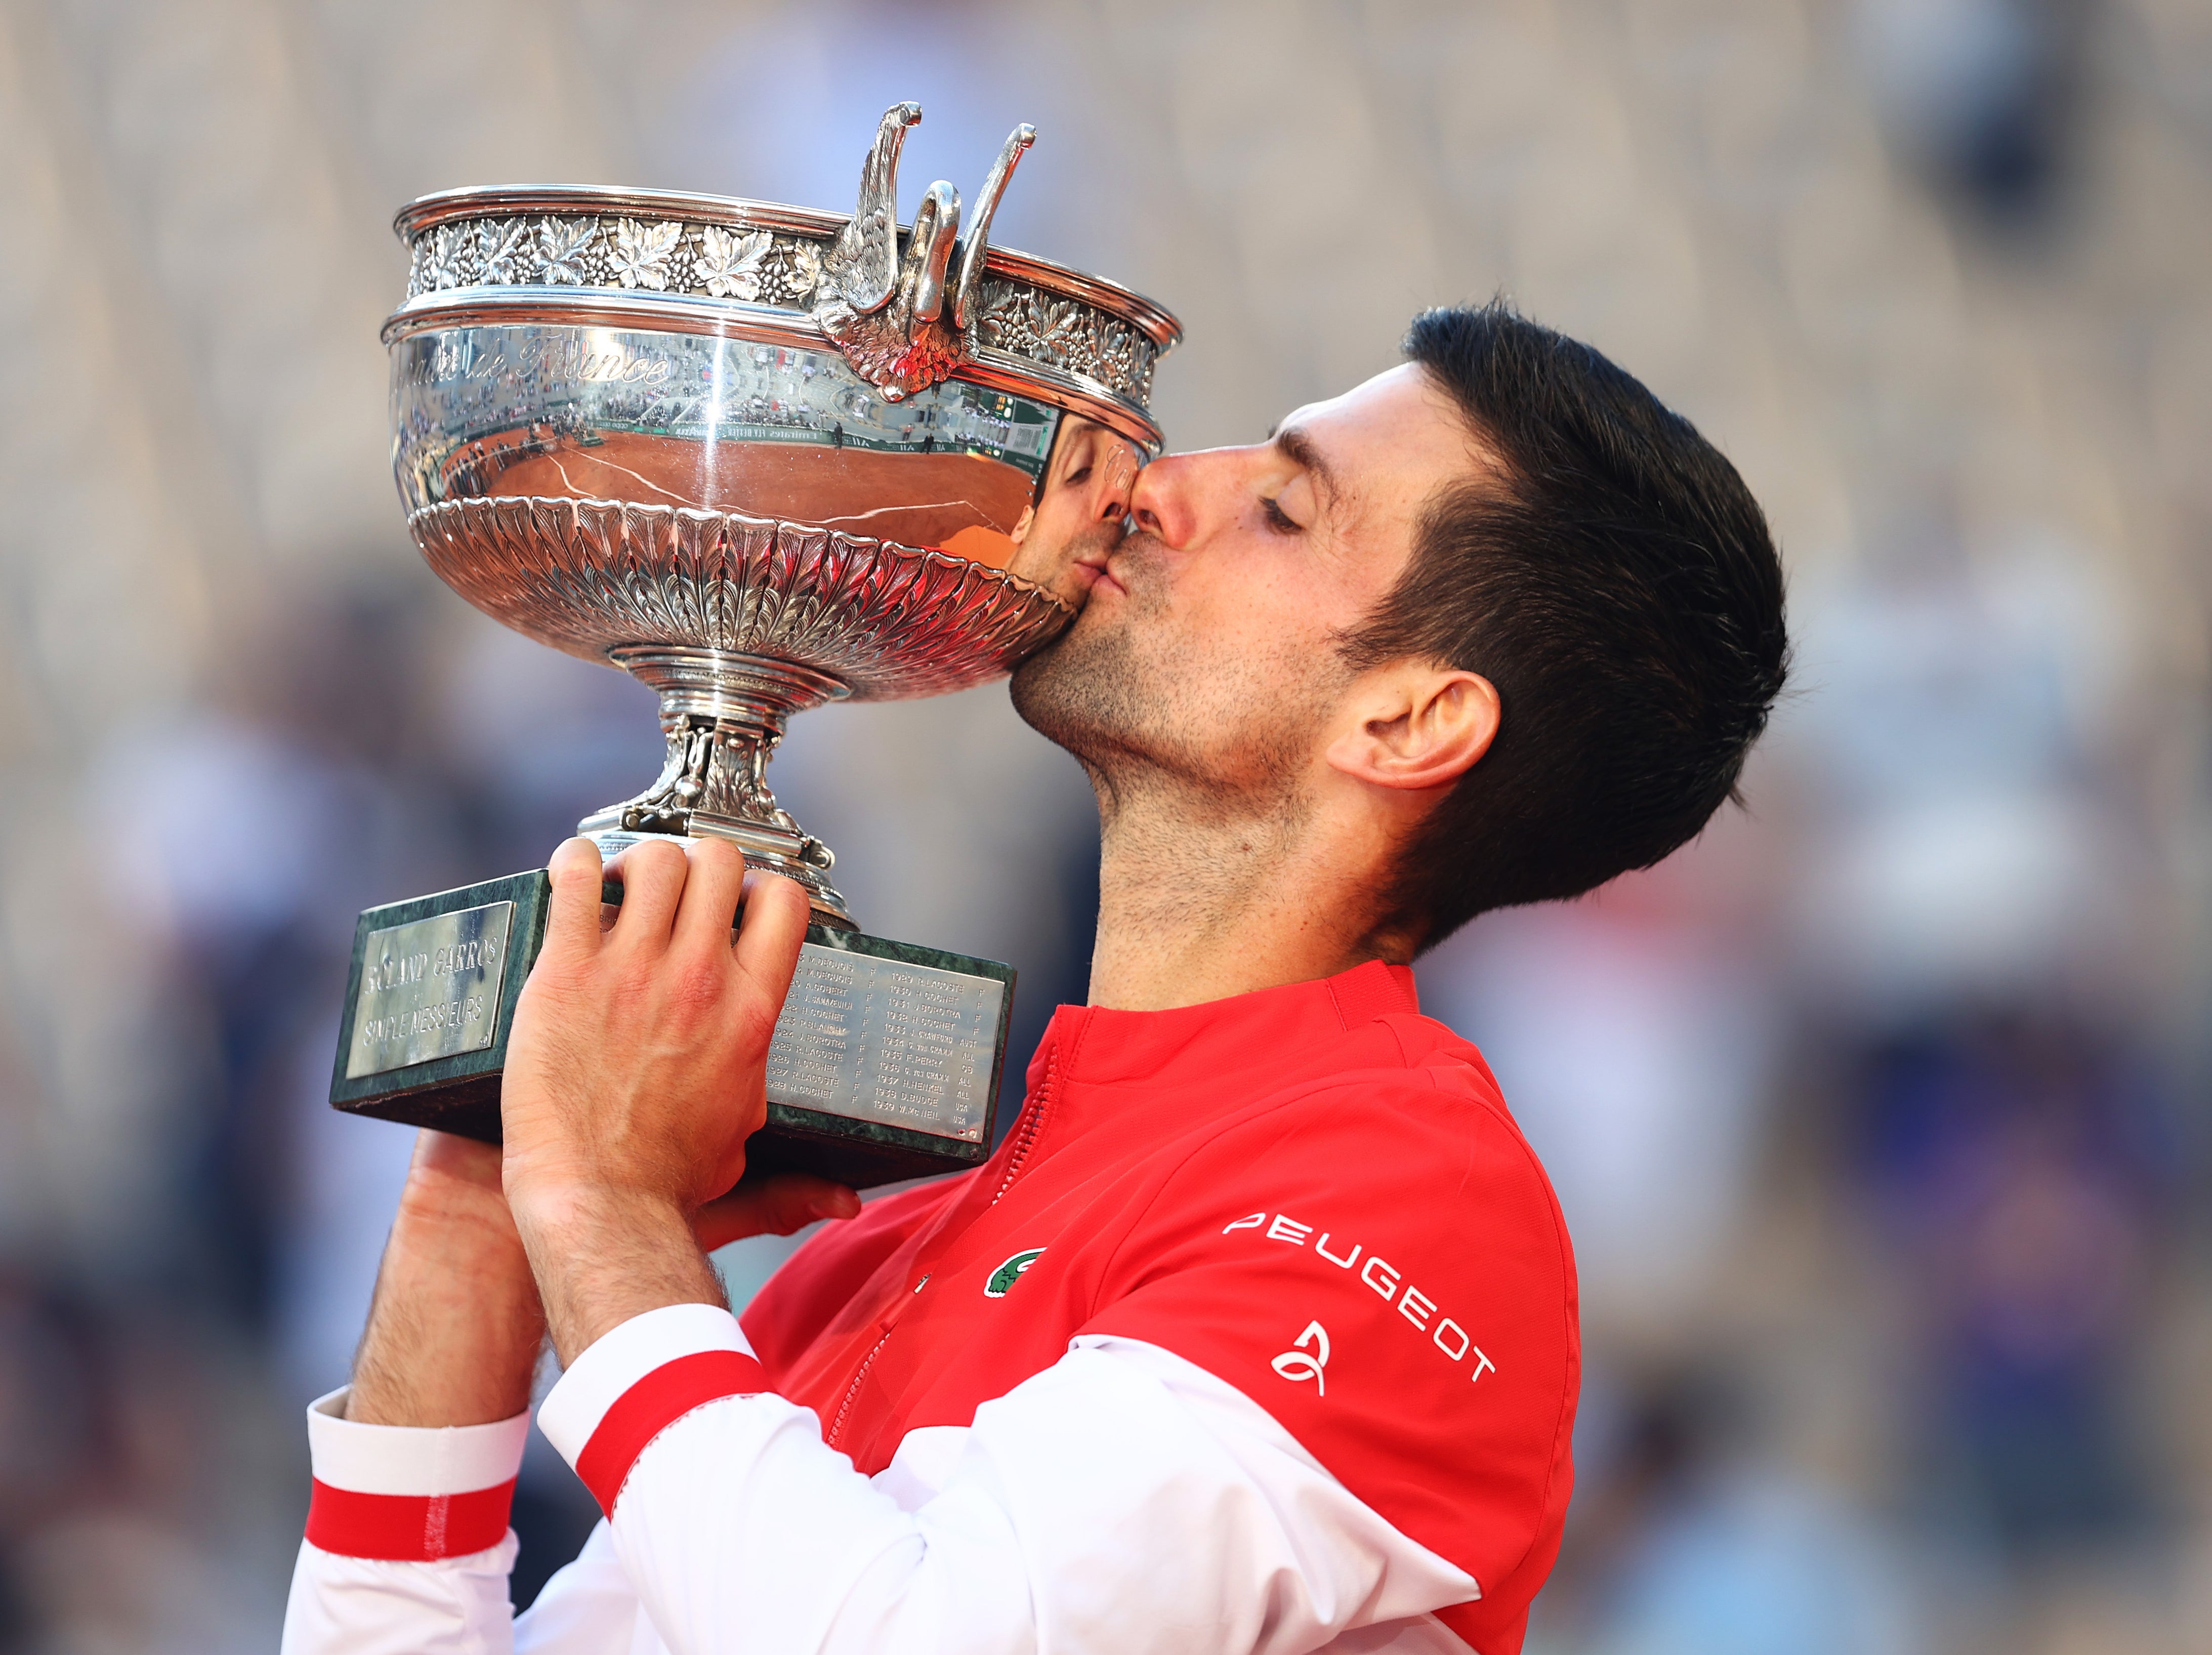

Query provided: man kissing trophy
[289,94,1789,1655]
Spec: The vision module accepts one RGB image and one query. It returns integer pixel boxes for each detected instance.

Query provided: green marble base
[329,870,1015,1188]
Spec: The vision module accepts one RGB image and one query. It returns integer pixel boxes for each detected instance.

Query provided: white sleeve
[535,1303,1481,1655]
[279,1388,636,1655]
[279,1388,531,1655]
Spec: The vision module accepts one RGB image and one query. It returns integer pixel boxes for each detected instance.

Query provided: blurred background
[2,0,2209,1648]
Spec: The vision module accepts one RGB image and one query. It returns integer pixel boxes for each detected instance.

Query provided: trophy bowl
[384,103,1179,921]
[329,105,1181,1186]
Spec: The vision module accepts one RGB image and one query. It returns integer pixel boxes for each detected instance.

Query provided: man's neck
[1083,782,1409,1012]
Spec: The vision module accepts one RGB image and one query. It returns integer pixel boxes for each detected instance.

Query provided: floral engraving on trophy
[695,225,773,299]
[611,217,683,290]
[535,215,601,286]
[972,277,1159,401]
[422,222,474,292]
[401,213,1157,403]
[754,236,823,305]
[1089,311,1153,402]
[476,217,532,285]
[975,283,1073,365]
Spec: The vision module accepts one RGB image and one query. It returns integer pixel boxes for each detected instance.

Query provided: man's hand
[340,840,850,1425]
[502,836,817,1364]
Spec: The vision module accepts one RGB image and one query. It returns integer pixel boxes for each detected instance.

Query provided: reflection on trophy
[328,104,1180,1186]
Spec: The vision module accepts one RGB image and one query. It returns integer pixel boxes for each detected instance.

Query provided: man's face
[1012,364,1483,811]
[1007,416,1145,608]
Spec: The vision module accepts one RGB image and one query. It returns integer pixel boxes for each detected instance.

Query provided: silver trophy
[329,105,1179,1185]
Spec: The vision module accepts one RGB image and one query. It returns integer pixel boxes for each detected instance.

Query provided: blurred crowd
[4,1,2212,1650]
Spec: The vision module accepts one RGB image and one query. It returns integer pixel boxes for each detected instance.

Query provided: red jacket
[745,960,1581,1654]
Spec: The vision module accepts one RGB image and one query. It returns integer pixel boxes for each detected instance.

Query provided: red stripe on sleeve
[305,1477,516,1560]
[574,1349,769,1516]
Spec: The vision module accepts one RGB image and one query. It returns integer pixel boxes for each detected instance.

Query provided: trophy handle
[952,125,1036,332]
[907,180,963,325]
[822,102,923,317]
[812,109,1039,401]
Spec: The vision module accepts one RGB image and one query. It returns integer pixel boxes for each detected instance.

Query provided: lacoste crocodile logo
[984,1248,1046,1298]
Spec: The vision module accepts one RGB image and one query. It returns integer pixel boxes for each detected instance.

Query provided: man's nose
[1127,450,1201,548]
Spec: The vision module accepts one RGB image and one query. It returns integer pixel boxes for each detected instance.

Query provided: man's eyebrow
[1270,425,1339,509]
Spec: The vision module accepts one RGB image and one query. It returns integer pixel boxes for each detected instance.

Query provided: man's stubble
[1010,537,1336,836]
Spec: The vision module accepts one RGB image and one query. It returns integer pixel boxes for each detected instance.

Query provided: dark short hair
[1342,301,1788,950]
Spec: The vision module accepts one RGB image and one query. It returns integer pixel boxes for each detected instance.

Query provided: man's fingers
[606,838,689,950]
[693,1174,860,1249]
[672,838,747,959]
[544,838,607,961]
[732,871,811,1003]
[410,1128,507,1190]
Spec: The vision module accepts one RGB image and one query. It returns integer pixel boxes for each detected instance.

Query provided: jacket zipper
[989,1040,1060,1207]
[828,1036,1065,1451]
[827,1325,893,1450]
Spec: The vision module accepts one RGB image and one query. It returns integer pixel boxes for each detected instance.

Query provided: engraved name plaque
[347,900,513,1078]
[766,945,1007,1144]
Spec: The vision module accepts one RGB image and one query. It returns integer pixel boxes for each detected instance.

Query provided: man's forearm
[511,1185,726,1368]
[347,1133,547,1427]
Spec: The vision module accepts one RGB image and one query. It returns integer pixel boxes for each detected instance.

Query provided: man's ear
[1324,665,1500,792]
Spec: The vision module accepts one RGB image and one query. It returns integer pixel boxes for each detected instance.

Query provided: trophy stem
[578,646,855,925]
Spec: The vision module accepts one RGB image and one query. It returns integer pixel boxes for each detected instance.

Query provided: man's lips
[1072,552,1123,598]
